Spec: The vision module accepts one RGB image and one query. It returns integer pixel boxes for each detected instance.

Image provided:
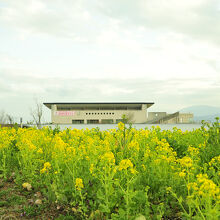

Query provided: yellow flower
[209,155,220,167]
[37,148,43,154]
[75,178,84,191]
[144,148,151,158]
[188,146,199,155]
[118,159,133,171]
[198,191,204,196]
[179,156,193,168]
[154,159,161,165]
[187,182,198,191]
[117,122,125,130]
[90,164,94,174]
[101,152,115,164]
[141,164,146,171]
[179,171,186,177]
[44,162,51,169]
[130,168,138,175]
[66,147,76,156]
[40,162,51,174]
[128,140,139,152]
[187,174,220,198]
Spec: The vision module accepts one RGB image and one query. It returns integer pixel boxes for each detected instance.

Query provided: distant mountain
[193,114,220,122]
[180,105,220,122]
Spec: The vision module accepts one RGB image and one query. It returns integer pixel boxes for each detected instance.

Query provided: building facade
[44,102,154,124]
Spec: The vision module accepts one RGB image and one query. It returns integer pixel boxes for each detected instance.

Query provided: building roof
[43,102,154,109]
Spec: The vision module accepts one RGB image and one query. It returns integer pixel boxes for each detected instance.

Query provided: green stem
[126,171,130,220]
[196,204,206,220]
[3,153,6,179]
[171,191,188,216]
[187,167,192,217]
[104,167,109,212]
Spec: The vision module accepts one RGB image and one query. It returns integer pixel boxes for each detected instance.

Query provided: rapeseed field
[0,120,219,219]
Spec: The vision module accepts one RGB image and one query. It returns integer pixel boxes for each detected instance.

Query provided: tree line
[0,100,43,128]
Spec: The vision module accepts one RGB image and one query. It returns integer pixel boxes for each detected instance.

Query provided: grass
[0,178,72,219]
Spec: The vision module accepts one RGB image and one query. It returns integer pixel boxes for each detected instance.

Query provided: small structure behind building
[147,112,193,124]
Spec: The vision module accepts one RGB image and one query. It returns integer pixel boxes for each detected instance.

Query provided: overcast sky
[0,0,220,122]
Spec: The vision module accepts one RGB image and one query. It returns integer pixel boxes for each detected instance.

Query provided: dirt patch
[0,178,72,220]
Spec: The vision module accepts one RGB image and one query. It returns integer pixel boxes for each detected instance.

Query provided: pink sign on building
[54,111,75,116]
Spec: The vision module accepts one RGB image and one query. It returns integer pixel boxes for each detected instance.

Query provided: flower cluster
[75,178,84,191]
[179,156,193,168]
[118,159,133,171]
[101,152,115,165]
[40,162,51,174]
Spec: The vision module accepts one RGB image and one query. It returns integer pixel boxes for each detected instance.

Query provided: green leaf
[118,208,126,218]
[99,204,110,213]
[179,196,183,204]
[135,215,146,220]
[96,189,104,201]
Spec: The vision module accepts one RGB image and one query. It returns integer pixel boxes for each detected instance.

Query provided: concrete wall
[147,112,167,121]
[164,117,178,124]
[162,113,193,124]
[51,104,148,124]
[178,113,194,123]
[147,112,194,124]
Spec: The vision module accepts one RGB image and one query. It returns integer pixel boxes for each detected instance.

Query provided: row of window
[85,112,115,115]
[72,119,123,124]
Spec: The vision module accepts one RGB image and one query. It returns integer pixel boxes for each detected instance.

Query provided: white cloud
[0,0,220,119]
[97,84,134,96]
[0,0,93,40]
[1,0,219,45]
[97,0,220,45]
[0,69,219,121]
[0,53,24,68]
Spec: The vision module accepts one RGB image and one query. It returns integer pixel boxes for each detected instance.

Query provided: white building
[44,102,154,124]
